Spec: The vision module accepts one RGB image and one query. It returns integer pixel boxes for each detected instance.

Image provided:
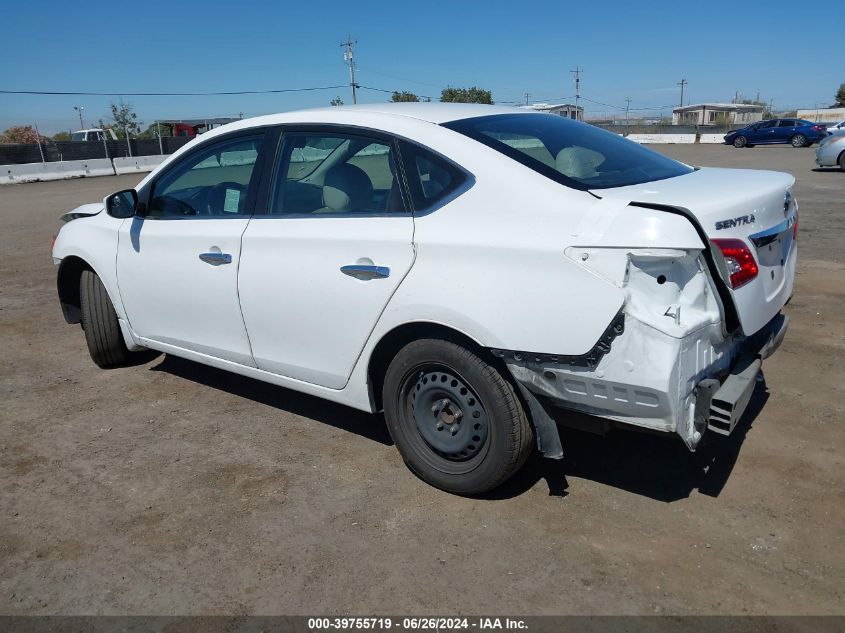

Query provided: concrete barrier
[626,133,697,144]
[1,159,115,185]
[699,134,726,144]
[113,155,167,175]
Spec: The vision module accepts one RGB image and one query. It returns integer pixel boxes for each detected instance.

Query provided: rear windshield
[443,113,693,190]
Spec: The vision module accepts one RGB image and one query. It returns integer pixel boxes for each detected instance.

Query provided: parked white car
[815,134,845,170]
[824,121,845,136]
[52,104,796,494]
[70,128,118,142]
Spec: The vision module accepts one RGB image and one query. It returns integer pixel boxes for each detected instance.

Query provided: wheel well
[56,256,92,324]
[367,322,503,412]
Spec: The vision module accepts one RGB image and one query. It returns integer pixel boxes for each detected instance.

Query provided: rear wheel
[839,151,845,171]
[791,134,807,148]
[79,270,129,368]
[733,136,747,148]
[383,339,533,495]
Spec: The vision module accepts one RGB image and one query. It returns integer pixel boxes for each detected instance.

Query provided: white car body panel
[816,135,845,167]
[238,215,416,389]
[116,217,255,366]
[52,104,796,451]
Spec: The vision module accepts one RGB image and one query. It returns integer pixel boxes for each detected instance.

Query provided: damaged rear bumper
[500,311,789,453]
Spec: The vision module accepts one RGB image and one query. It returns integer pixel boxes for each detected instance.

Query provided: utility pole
[625,97,632,127]
[677,79,687,108]
[524,92,531,106]
[340,36,358,104]
[570,66,582,119]
[73,105,84,129]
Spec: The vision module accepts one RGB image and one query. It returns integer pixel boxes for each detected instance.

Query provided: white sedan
[52,103,796,494]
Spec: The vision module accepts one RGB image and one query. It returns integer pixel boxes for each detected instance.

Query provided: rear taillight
[713,238,758,289]
[792,209,798,241]
[811,125,824,132]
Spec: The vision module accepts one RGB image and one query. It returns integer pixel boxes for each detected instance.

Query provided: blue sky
[1,0,841,133]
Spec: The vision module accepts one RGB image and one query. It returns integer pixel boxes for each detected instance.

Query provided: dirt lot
[0,144,843,615]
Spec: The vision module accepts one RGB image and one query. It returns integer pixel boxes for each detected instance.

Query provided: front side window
[444,113,692,190]
[148,135,263,218]
[269,132,406,215]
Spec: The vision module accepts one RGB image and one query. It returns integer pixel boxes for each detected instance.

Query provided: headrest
[322,163,373,212]
[555,146,605,179]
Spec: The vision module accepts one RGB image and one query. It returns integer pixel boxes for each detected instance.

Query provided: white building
[520,103,583,121]
[797,107,845,123]
[672,103,763,126]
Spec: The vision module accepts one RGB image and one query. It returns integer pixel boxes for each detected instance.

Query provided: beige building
[520,103,583,121]
[797,107,845,123]
[672,103,763,125]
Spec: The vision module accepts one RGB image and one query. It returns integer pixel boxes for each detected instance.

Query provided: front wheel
[383,339,533,495]
[839,151,845,171]
[733,136,747,148]
[791,134,807,148]
[79,269,130,368]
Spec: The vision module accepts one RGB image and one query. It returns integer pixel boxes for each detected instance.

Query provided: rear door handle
[340,264,390,280]
[199,252,232,266]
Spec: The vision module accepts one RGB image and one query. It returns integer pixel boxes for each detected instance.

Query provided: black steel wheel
[383,339,533,495]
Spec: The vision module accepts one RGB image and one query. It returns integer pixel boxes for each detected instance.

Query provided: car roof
[205,102,530,137]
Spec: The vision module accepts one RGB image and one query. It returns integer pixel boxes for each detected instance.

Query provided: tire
[79,269,129,368]
[383,339,533,495]
[733,136,747,148]
[791,134,807,148]
[839,151,845,172]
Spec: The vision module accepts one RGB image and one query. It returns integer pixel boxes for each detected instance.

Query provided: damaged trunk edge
[497,201,761,454]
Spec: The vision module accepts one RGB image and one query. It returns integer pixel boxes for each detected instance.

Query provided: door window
[269,132,406,215]
[778,120,796,127]
[148,135,264,218]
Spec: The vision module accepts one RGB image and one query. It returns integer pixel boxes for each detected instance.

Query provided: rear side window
[269,132,406,215]
[399,141,467,211]
[778,120,796,127]
[443,113,692,190]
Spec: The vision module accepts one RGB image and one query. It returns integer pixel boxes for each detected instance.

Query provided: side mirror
[106,189,138,219]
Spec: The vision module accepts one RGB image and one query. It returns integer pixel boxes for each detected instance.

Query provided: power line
[0,85,348,96]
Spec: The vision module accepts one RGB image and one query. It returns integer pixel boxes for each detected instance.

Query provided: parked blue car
[724,118,828,148]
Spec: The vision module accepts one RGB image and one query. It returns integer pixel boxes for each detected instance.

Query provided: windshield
[443,113,693,190]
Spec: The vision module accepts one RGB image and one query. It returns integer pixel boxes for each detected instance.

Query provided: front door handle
[199,252,232,266]
[340,264,390,280]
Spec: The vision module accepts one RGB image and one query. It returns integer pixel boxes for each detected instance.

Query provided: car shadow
[486,375,770,502]
[811,167,843,173]
[148,354,393,446]
[148,354,768,502]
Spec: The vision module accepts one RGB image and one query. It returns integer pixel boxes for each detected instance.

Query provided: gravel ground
[0,143,843,615]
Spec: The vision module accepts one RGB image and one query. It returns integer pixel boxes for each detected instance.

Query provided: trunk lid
[592,167,797,336]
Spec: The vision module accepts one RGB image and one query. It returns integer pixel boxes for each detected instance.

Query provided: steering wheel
[206,181,248,215]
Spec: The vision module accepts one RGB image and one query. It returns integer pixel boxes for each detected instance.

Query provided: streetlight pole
[73,106,84,129]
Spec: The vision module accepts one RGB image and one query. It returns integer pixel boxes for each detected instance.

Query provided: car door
[750,119,777,143]
[774,119,796,142]
[116,131,269,366]
[237,127,415,389]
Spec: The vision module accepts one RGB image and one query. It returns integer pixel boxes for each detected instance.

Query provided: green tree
[137,122,171,140]
[391,91,420,102]
[440,86,493,104]
[330,96,344,106]
[0,125,46,144]
[835,83,845,107]
[99,100,141,139]
[51,131,72,141]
